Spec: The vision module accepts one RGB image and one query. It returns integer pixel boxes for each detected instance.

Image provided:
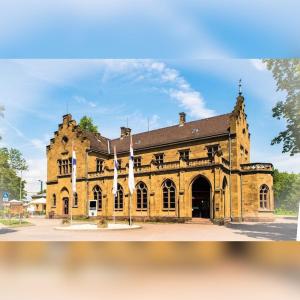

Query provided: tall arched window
[52,194,56,207]
[163,179,176,210]
[73,192,78,207]
[93,185,102,210]
[260,184,269,209]
[136,182,148,210]
[115,184,123,211]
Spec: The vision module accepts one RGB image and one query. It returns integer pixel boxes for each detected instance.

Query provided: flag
[128,136,135,195]
[297,200,300,241]
[72,150,77,193]
[112,146,119,196]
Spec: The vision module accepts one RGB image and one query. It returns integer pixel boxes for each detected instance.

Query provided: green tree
[273,169,300,212]
[263,59,300,155]
[78,116,98,133]
[0,147,28,200]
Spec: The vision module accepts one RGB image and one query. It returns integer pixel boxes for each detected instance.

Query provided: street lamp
[37,180,43,194]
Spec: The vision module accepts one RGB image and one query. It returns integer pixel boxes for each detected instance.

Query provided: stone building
[46,92,274,223]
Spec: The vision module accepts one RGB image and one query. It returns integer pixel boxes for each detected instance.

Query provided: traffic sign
[2,192,9,202]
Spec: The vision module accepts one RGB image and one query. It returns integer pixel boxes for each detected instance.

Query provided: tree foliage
[78,116,98,133]
[0,147,28,200]
[263,59,300,155]
[273,169,300,212]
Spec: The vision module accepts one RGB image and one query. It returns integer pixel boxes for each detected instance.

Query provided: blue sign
[2,192,9,202]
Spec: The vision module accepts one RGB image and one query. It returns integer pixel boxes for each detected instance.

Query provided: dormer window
[134,157,142,169]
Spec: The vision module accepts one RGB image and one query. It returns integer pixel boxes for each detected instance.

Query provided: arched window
[136,182,148,210]
[93,185,102,210]
[163,179,176,210]
[73,192,78,207]
[260,184,269,209]
[52,194,56,207]
[115,184,123,211]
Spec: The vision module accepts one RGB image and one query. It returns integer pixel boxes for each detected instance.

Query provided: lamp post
[38,180,43,193]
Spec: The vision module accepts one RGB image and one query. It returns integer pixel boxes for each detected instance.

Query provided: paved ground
[0,216,297,241]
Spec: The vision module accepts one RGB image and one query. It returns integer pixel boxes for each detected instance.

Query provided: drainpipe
[240,173,243,222]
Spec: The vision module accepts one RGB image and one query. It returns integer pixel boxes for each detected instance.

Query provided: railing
[186,157,213,167]
[240,163,273,171]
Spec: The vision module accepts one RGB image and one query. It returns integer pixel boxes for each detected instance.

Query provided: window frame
[114,184,124,211]
[136,181,148,211]
[259,184,270,210]
[162,179,176,211]
[93,185,102,210]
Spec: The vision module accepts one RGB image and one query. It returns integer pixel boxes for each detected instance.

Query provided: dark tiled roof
[108,113,231,154]
[82,131,110,153]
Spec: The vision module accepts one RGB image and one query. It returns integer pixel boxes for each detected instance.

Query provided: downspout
[240,172,243,221]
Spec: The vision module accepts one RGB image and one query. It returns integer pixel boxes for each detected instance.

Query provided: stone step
[186,218,213,225]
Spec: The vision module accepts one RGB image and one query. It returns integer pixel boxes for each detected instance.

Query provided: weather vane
[238,78,242,96]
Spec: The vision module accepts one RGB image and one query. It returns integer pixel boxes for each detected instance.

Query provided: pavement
[0,216,297,241]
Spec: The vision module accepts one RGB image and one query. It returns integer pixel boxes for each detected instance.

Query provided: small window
[245,149,248,160]
[179,150,190,161]
[117,159,122,170]
[52,194,56,207]
[155,153,164,165]
[96,159,104,173]
[73,193,78,207]
[62,136,69,144]
[134,157,142,169]
[207,145,219,157]
[58,160,62,175]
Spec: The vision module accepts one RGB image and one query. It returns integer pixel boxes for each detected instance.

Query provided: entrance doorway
[63,197,69,215]
[192,176,211,218]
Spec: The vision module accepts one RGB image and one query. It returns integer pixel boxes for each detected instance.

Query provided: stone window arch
[259,184,270,209]
[136,181,148,210]
[93,185,102,210]
[162,179,176,210]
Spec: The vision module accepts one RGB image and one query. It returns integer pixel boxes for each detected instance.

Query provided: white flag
[72,150,76,193]
[128,136,135,195]
[297,201,300,241]
[112,146,119,196]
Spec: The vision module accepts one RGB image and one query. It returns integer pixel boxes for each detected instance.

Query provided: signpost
[2,192,9,202]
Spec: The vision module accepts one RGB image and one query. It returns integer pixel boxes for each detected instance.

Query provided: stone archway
[192,176,211,218]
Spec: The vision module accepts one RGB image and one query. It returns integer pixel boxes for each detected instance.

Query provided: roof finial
[238,78,242,96]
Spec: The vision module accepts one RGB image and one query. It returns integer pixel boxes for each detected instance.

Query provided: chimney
[179,112,186,126]
[120,127,131,138]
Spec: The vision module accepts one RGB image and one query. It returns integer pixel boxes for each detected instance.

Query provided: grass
[0,218,33,227]
[274,208,298,216]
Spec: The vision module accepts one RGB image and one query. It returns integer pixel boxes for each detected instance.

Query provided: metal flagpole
[113,195,116,224]
[71,141,73,225]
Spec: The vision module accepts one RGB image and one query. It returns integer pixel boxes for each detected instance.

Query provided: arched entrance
[192,176,211,218]
[60,187,69,216]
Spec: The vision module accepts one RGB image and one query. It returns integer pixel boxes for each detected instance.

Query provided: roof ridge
[110,112,231,142]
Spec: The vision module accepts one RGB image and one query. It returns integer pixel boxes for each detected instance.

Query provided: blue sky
[0,0,299,196]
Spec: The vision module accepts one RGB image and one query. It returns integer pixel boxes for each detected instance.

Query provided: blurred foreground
[0,242,299,300]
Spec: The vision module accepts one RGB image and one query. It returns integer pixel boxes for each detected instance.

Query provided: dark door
[192,177,211,218]
[63,197,69,215]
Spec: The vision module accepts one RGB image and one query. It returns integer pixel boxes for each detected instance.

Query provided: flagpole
[71,141,73,225]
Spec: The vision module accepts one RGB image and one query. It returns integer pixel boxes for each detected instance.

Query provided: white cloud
[251,59,267,71]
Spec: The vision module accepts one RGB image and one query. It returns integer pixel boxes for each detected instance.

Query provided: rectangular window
[134,157,142,169]
[245,149,248,160]
[155,153,164,165]
[179,150,190,161]
[207,145,219,157]
[58,160,62,175]
[96,159,104,173]
[117,159,122,170]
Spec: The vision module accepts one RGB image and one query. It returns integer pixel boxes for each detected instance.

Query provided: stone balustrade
[240,163,273,171]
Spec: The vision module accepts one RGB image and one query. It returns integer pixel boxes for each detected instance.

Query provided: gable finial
[238,78,242,96]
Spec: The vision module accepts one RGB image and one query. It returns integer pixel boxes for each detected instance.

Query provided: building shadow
[226,222,297,241]
[0,228,17,235]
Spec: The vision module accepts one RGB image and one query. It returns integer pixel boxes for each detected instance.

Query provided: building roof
[88,113,231,154]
